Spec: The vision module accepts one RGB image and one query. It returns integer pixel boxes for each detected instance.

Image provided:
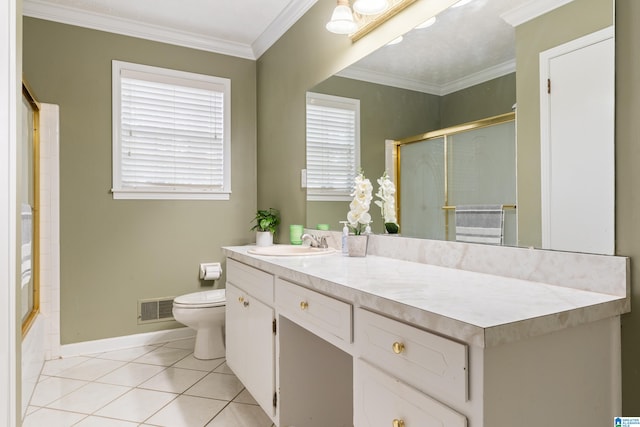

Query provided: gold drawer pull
[393,419,405,427]
[392,342,405,354]
[300,301,309,310]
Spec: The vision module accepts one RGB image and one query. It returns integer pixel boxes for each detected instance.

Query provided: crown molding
[23,0,315,60]
[337,66,443,95]
[337,59,515,96]
[501,0,574,27]
[252,0,318,58]
[440,60,516,95]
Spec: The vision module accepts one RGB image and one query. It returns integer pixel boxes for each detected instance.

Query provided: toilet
[172,289,226,360]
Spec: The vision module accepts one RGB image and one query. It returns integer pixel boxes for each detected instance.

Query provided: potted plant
[251,208,280,247]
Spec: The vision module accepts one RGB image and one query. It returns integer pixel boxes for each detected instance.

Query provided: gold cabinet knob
[393,419,405,427]
[300,301,309,310]
[238,296,244,303]
[392,342,405,354]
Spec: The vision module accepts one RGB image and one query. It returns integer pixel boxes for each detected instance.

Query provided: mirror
[306,0,614,252]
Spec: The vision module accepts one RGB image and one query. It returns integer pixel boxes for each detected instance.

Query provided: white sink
[248,245,336,256]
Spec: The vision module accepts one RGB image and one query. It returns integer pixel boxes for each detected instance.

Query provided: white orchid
[347,171,372,235]
[374,171,399,233]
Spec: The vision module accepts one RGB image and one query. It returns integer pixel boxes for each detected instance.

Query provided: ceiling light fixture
[326,0,358,35]
[415,16,436,29]
[353,0,389,16]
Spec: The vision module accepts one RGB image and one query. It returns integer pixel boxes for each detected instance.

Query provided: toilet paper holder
[199,262,222,280]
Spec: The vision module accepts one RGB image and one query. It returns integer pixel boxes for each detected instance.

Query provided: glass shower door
[446,121,516,244]
[399,136,445,240]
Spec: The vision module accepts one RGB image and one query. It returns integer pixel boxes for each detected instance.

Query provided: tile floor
[22,338,274,427]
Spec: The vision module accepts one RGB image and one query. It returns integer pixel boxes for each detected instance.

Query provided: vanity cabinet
[224,246,627,427]
[225,259,276,417]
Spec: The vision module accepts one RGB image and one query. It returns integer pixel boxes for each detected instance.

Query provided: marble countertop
[222,245,629,348]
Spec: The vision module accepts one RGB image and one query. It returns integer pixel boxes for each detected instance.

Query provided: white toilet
[172,289,226,360]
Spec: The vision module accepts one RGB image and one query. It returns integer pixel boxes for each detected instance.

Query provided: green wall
[515,0,612,247]
[616,0,640,415]
[441,73,516,128]
[23,18,257,344]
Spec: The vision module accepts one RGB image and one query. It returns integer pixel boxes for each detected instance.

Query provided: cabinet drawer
[227,258,274,303]
[354,359,467,427]
[276,278,352,344]
[356,308,468,403]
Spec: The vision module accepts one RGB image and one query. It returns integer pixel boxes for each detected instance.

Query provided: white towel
[455,205,504,245]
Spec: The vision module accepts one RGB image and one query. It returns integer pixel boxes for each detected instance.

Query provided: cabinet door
[225,283,276,416]
[225,284,247,381]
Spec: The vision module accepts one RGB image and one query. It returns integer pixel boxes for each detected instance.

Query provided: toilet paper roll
[199,262,222,280]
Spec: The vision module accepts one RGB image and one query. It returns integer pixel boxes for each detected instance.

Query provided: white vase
[256,231,274,247]
[347,234,368,257]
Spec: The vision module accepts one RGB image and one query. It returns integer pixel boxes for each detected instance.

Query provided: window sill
[112,189,231,201]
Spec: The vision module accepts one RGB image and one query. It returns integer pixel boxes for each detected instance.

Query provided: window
[305,92,360,201]
[112,61,231,200]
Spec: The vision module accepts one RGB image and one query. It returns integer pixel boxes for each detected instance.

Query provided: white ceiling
[23,0,571,92]
[22,0,319,59]
[338,0,565,95]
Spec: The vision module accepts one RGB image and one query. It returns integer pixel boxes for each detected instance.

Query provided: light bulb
[326,2,358,35]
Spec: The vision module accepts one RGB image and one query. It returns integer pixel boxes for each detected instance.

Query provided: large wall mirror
[306,0,614,254]
[21,81,40,335]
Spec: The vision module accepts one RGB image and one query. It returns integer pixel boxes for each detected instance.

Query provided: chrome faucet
[301,233,328,249]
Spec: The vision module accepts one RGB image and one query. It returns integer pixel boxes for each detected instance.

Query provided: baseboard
[59,327,196,358]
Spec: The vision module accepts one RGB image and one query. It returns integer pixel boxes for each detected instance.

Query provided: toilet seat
[173,289,226,309]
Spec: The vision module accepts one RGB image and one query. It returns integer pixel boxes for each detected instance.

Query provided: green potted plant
[251,208,280,246]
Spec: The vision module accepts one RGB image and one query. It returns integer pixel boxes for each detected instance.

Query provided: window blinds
[306,92,360,200]
[112,61,230,199]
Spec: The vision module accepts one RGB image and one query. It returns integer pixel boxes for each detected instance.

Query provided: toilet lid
[174,289,226,308]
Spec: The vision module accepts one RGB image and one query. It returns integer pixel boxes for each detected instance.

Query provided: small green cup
[316,224,330,231]
[289,224,303,245]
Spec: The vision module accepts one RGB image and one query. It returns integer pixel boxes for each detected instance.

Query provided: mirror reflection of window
[306,92,360,202]
[21,83,39,335]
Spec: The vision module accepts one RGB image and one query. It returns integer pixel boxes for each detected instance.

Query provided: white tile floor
[23,338,275,427]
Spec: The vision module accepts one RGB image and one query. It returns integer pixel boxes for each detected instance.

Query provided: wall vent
[138,297,175,324]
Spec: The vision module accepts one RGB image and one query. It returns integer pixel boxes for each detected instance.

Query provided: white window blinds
[112,61,231,200]
[306,92,360,201]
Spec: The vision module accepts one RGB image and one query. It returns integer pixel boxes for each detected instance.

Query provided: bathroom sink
[248,245,336,256]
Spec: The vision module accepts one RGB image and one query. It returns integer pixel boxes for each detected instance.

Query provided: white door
[540,27,614,255]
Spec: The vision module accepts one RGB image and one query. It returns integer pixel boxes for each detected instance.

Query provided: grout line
[28,344,271,427]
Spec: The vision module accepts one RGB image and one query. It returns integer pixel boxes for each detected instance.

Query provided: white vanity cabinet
[223,244,628,427]
[225,259,276,417]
